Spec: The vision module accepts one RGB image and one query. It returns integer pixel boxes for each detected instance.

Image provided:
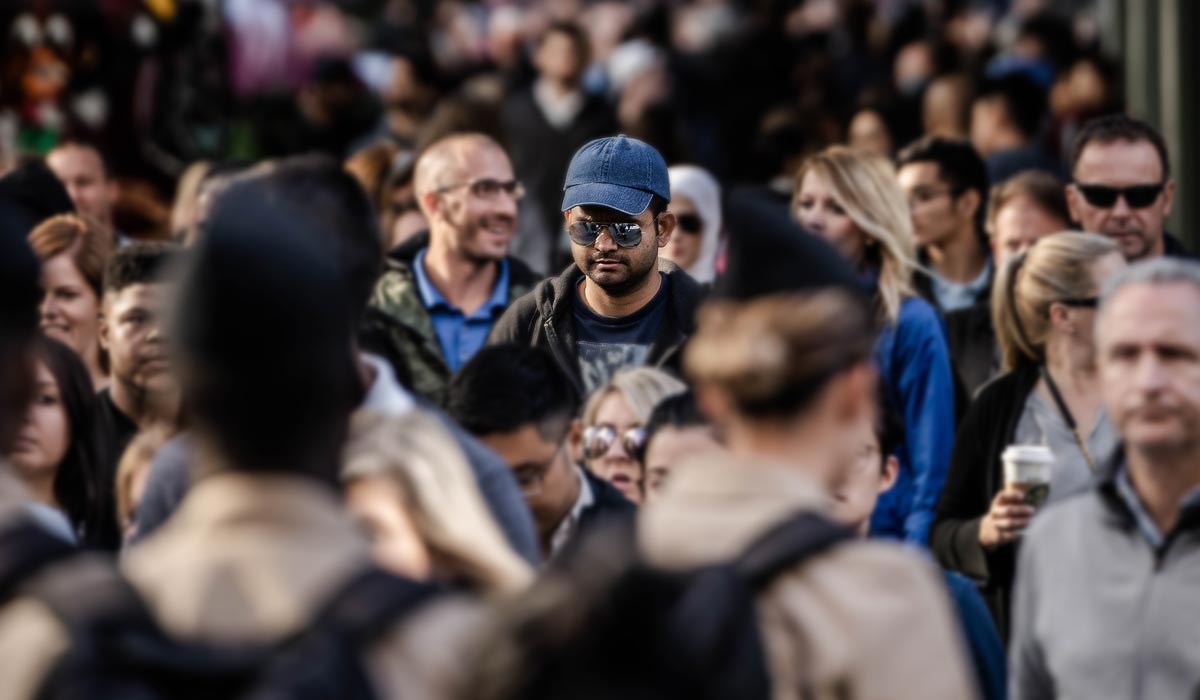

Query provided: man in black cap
[490,135,706,396]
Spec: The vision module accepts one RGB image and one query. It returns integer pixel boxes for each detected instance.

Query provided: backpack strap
[0,518,77,603]
[735,511,855,589]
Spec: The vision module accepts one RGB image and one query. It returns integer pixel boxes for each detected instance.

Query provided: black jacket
[577,468,637,537]
[1164,231,1196,259]
[931,362,1039,640]
[944,302,998,398]
[488,258,706,397]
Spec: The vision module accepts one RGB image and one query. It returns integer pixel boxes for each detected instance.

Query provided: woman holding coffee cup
[930,231,1125,638]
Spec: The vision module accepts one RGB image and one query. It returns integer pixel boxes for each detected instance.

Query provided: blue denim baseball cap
[561,135,670,216]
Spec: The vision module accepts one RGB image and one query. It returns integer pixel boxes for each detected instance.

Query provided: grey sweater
[1009,471,1200,700]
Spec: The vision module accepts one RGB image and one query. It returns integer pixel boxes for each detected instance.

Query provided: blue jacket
[870,296,957,545]
[945,571,1007,700]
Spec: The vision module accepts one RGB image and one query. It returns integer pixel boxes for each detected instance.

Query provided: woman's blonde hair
[793,146,917,323]
[342,410,532,595]
[581,367,687,427]
[992,231,1119,371]
[685,289,875,419]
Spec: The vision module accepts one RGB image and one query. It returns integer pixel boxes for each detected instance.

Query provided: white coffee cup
[1002,444,1055,509]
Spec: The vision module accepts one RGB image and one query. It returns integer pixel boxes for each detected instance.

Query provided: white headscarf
[667,165,722,283]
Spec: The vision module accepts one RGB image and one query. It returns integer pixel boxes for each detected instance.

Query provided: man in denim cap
[490,135,705,395]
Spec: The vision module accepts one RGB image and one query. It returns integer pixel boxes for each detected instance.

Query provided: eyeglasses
[512,444,567,497]
[583,424,647,461]
[907,186,956,207]
[435,178,525,200]
[1075,183,1164,209]
[675,213,703,235]
[567,221,647,249]
[1056,296,1099,308]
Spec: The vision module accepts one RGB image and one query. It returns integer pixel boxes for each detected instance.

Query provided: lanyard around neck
[1039,365,1099,474]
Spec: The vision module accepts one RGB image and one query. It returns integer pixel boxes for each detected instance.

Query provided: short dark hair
[447,344,580,443]
[896,135,990,231]
[1069,114,1171,179]
[642,391,708,459]
[974,74,1047,141]
[103,242,180,295]
[648,194,669,218]
[231,154,382,324]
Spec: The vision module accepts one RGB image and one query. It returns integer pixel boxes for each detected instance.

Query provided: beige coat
[638,455,980,700]
[0,472,482,700]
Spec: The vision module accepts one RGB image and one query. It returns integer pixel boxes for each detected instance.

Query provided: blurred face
[39,253,101,365]
[429,145,520,264]
[46,145,115,223]
[535,30,583,84]
[567,204,672,295]
[479,422,578,529]
[1098,283,1200,457]
[642,426,721,504]
[1067,139,1174,261]
[897,162,973,248]
[991,196,1068,269]
[969,97,1007,155]
[8,361,69,481]
[346,476,434,580]
[847,110,893,158]
[101,283,172,396]
[793,170,868,264]
[828,414,896,536]
[586,392,644,503]
[662,195,703,271]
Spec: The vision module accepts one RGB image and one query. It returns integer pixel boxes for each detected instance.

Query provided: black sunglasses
[568,221,646,249]
[1075,183,1164,209]
[675,213,703,235]
[583,424,647,461]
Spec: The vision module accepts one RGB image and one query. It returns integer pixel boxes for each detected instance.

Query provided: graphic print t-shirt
[573,273,669,394]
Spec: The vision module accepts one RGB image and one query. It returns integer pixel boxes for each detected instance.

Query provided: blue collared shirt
[1114,463,1200,549]
[413,248,510,372]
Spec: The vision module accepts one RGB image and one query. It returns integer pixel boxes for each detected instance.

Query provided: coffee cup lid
[1002,444,1055,464]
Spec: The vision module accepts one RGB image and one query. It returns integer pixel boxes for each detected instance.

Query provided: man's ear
[1162,178,1176,217]
[879,455,900,494]
[98,304,110,352]
[418,191,441,220]
[655,211,675,248]
[1065,183,1085,225]
[956,188,982,223]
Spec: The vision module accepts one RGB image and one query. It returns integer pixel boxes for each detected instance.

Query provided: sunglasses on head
[568,221,646,249]
[1075,182,1164,209]
[583,424,647,461]
[675,213,703,235]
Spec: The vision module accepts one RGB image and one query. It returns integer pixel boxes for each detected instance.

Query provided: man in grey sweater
[1010,257,1200,699]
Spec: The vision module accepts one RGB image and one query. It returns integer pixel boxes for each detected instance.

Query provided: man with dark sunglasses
[1066,114,1188,262]
[370,133,543,406]
[490,135,706,396]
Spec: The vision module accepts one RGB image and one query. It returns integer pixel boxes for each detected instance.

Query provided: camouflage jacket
[368,236,542,407]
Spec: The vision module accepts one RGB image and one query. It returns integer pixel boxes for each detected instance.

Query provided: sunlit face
[567,204,672,295]
[847,110,893,158]
[101,283,173,396]
[586,392,644,503]
[345,476,434,581]
[430,145,520,264]
[991,196,1068,269]
[46,145,115,224]
[793,170,868,264]
[39,253,101,367]
[8,361,69,483]
[1067,139,1174,261]
[662,194,703,271]
[1098,283,1200,456]
[641,425,722,504]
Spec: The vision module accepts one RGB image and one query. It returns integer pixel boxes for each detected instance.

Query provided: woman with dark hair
[5,335,117,548]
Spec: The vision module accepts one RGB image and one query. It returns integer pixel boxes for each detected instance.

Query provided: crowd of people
[1,1,1199,699]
